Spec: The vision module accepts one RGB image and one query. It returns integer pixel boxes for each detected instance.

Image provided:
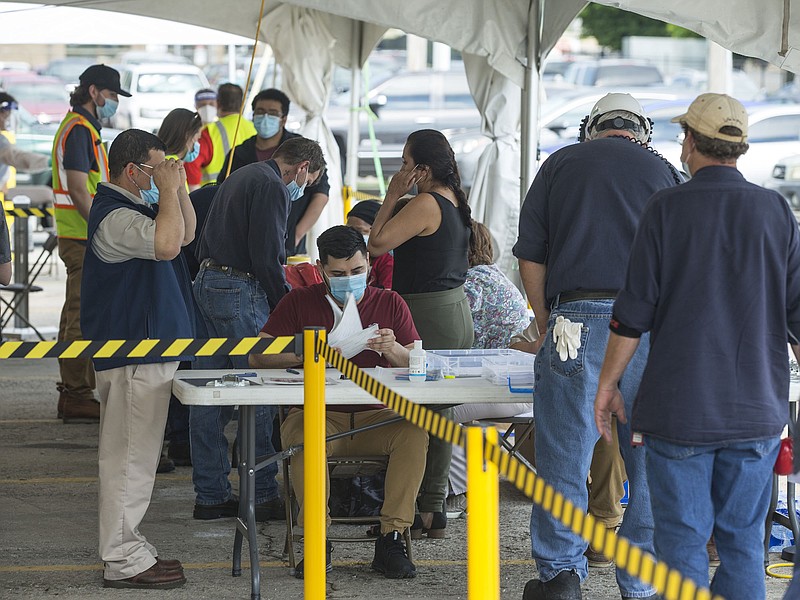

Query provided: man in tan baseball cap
[595,89,793,598]
[670,92,749,177]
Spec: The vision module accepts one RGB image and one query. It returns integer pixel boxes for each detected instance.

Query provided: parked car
[667,68,764,102]
[39,58,95,87]
[0,71,70,124]
[654,103,800,185]
[112,63,210,132]
[562,59,665,88]
[320,66,481,177]
[765,154,800,208]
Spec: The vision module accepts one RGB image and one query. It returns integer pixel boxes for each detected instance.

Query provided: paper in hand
[326,293,380,359]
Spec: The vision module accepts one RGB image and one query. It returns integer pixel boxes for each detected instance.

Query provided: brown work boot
[61,395,100,423]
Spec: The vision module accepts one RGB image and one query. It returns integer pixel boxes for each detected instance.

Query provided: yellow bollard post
[467,426,500,600]
[342,186,352,222]
[303,327,327,599]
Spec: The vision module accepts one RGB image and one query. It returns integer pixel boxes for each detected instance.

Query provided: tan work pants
[281,408,428,534]
[97,362,178,580]
[57,238,95,398]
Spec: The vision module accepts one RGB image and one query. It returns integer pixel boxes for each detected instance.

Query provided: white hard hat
[586,93,651,142]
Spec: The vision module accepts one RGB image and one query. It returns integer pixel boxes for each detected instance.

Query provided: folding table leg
[231,405,261,600]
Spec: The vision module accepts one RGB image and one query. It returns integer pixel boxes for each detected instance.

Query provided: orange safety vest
[51,111,108,240]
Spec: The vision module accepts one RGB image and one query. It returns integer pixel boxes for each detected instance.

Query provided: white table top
[172,368,523,406]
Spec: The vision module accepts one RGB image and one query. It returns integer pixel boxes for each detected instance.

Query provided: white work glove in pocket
[552,315,583,361]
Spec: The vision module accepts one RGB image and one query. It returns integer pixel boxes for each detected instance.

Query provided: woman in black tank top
[368,129,474,538]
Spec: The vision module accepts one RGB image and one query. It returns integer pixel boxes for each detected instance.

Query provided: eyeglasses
[138,163,155,170]
[254,110,284,118]
[0,101,19,112]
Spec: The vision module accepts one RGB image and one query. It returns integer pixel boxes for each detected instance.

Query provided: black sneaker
[522,570,582,600]
[371,531,416,579]
[293,541,333,579]
[193,496,285,522]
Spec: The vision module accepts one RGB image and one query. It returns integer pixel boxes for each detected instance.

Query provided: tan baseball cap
[671,93,748,143]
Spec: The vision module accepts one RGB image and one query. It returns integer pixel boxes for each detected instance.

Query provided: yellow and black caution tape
[317,338,724,600]
[0,336,297,360]
[4,207,54,218]
[350,190,382,202]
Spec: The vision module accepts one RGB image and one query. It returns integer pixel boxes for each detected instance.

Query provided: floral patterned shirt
[464,264,530,349]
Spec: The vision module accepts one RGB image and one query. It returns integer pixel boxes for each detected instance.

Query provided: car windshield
[137,73,205,94]
[7,82,69,103]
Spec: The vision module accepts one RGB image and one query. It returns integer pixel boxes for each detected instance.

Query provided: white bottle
[408,340,427,384]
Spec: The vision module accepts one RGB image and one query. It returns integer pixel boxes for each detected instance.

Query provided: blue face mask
[183,141,200,163]
[135,164,160,205]
[286,169,308,202]
[96,97,118,120]
[327,272,368,304]
[253,114,281,139]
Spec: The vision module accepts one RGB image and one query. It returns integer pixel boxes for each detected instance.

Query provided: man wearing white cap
[514,93,680,600]
[595,93,800,598]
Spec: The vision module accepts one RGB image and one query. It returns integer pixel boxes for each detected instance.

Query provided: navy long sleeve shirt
[195,160,290,309]
[615,166,800,444]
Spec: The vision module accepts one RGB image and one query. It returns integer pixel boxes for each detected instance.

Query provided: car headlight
[773,165,786,179]
[790,166,800,181]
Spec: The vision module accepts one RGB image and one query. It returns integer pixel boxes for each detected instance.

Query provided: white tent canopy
[5,0,800,267]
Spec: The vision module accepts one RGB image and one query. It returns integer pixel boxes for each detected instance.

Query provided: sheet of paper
[325,293,380,359]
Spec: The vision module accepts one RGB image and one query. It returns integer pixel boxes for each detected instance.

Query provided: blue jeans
[645,435,780,600]
[190,266,278,505]
[530,299,655,598]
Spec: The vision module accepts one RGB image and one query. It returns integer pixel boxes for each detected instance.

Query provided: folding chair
[0,232,58,341]
[476,415,536,473]
[283,454,414,570]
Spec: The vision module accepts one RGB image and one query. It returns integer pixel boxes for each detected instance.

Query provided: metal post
[12,196,30,328]
[467,426,500,600]
[303,327,327,598]
[346,20,363,193]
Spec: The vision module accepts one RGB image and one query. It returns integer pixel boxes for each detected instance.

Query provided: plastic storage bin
[427,348,525,378]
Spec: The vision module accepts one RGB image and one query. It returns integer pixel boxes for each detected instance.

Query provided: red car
[0,71,70,124]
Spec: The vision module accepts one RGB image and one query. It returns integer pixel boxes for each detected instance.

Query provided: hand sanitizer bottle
[409,340,426,384]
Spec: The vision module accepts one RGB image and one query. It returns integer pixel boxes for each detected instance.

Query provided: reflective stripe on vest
[51,112,108,240]
[201,114,256,183]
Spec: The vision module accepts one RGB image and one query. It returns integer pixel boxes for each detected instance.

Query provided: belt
[552,289,617,309]
[202,258,255,280]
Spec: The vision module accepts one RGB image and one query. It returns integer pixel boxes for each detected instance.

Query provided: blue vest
[81,185,194,371]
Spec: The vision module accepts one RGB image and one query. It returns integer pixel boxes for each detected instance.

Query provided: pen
[232,372,257,378]
[286,368,301,375]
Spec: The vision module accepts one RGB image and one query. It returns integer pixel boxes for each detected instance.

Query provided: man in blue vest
[81,128,196,589]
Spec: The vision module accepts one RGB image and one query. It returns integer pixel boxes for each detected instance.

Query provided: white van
[113,63,209,132]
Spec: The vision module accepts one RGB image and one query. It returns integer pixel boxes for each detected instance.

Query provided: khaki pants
[588,416,627,528]
[281,408,428,534]
[97,362,178,580]
[57,238,95,398]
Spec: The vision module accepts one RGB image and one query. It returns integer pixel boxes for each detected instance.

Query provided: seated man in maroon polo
[249,225,427,579]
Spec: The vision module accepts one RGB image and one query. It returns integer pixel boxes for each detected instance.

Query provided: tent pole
[521,0,542,206]
[345,20,363,193]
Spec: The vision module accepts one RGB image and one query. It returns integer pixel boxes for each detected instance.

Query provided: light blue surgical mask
[183,141,200,163]
[135,164,160,205]
[253,114,281,139]
[286,169,308,202]
[141,187,160,205]
[327,272,368,304]
[96,97,118,120]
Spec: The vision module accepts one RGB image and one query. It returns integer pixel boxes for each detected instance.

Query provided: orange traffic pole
[303,327,327,598]
[467,426,500,600]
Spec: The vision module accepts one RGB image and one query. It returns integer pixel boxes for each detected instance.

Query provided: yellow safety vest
[51,111,108,240]
[201,113,256,184]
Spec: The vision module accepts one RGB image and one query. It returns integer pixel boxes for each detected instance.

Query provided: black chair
[0,232,58,341]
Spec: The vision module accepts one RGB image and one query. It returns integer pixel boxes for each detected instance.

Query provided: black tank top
[392,192,470,294]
